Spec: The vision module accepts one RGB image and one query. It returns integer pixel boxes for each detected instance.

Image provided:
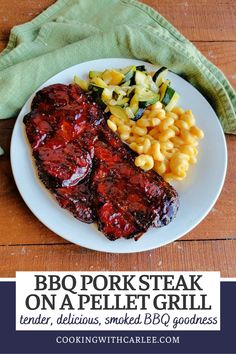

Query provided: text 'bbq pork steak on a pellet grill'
[23,83,179,241]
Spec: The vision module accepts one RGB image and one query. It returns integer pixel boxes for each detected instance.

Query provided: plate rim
[10,58,228,253]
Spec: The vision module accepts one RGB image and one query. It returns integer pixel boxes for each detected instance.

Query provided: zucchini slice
[147,75,158,93]
[131,108,146,121]
[153,67,169,87]
[89,71,103,79]
[135,65,146,72]
[121,80,131,87]
[159,81,170,101]
[89,83,104,93]
[165,92,180,111]
[74,75,89,91]
[139,93,159,108]
[127,93,145,120]
[120,66,136,83]
[160,85,180,111]
[161,86,175,106]
[135,70,150,88]
[135,86,159,108]
[130,66,146,85]
[89,84,106,108]
[101,88,113,104]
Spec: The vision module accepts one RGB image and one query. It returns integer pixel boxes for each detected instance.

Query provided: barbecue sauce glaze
[24,84,179,240]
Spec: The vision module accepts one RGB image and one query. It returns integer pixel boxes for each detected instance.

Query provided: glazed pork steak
[23,83,179,240]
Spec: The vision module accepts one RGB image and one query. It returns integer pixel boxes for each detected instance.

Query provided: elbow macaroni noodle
[107,102,204,182]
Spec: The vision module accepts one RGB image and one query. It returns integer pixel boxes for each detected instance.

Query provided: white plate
[11,58,227,253]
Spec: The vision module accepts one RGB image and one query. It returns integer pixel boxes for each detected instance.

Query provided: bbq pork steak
[23,83,179,240]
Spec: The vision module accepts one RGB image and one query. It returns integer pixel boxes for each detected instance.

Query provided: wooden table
[0,0,235,277]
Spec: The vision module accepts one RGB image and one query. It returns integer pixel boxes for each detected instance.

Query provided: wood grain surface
[0,0,235,277]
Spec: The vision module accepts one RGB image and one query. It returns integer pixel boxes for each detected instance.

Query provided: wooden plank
[0,40,6,52]
[0,118,15,130]
[0,240,235,277]
[141,0,236,41]
[0,0,235,42]
[0,0,55,40]
[195,42,236,89]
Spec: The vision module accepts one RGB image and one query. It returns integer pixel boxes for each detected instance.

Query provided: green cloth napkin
[0,0,235,134]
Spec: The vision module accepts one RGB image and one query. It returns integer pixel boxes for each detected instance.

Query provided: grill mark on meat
[23,83,179,240]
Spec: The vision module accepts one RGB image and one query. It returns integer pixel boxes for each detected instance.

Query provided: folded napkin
[0,0,235,134]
